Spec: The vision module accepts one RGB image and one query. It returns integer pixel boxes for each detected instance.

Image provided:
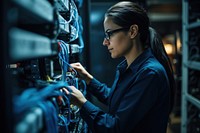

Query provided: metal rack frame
[181,0,200,133]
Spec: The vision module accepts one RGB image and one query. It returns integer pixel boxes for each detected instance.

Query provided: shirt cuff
[80,101,100,131]
[87,78,102,89]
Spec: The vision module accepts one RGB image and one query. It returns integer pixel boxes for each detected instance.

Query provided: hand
[63,86,87,108]
[70,62,93,84]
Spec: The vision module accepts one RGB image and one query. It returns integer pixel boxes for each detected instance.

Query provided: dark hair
[105,1,176,114]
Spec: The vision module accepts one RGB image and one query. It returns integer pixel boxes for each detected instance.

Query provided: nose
[103,38,110,46]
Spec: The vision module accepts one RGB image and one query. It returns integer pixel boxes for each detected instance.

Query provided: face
[103,17,133,58]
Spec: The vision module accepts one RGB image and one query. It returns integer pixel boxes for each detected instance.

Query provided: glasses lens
[104,27,129,40]
[105,32,110,40]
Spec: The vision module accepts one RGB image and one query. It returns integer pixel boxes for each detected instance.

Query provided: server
[1,0,87,132]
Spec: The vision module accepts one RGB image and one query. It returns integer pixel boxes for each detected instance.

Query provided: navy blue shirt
[80,48,170,133]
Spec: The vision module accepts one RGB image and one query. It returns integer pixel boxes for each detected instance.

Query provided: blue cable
[58,53,78,76]
[13,82,72,133]
[58,40,69,81]
[13,82,68,114]
[38,100,58,133]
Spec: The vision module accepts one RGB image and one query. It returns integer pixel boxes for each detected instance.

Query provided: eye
[105,31,112,40]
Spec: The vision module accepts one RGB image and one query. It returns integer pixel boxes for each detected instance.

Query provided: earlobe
[130,24,139,39]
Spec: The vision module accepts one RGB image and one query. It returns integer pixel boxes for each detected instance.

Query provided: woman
[63,1,176,133]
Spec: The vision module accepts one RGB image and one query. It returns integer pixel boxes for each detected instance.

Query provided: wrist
[85,74,93,85]
[79,99,87,108]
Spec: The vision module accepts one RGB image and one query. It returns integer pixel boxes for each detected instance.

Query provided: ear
[129,24,139,39]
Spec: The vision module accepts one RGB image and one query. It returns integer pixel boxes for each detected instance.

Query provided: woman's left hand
[62,86,87,108]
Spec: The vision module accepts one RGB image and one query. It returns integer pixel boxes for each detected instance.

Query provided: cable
[58,40,78,77]
[13,81,68,114]
[13,82,71,133]
[69,0,79,42]
[38,100,58,133]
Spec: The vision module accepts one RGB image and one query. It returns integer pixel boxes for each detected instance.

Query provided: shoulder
[137,56,167,80]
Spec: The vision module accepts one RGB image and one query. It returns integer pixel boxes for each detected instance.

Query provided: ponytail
[149,27,176,114]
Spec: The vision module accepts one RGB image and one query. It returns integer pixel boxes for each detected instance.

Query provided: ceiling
[147,0,182,21]
[90,0,182,37]
[147,0,182,37]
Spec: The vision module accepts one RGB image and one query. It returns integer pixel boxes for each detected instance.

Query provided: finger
[70,62,80,67]
[69,64,80,72]
[74,62,81,65]
[62,88,70,95]
[67,86,76,92]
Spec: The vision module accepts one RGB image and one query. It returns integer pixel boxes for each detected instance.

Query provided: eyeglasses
[104,27,130,40]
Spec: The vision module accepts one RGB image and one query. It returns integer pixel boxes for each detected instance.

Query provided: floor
[167,113,181,133]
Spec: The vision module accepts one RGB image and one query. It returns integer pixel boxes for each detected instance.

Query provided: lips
[108,48,113,51]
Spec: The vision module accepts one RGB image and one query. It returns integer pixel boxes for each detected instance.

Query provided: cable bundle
[58,39,78,80]
[68,0,79,43]
[13,82,70,133]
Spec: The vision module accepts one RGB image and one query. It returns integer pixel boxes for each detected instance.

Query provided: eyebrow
[105,29,111,32]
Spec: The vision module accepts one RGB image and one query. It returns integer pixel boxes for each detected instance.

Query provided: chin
[111,54,120,59]
[110,54,116,58]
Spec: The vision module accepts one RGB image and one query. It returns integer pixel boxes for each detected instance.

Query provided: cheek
[114,36,131,54]
[111,42,128,58]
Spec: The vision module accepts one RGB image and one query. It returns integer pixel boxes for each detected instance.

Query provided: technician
[63,1,176,133]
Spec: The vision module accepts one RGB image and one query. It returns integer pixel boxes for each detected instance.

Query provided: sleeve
[87,78,111,104]
[80,68,163,133]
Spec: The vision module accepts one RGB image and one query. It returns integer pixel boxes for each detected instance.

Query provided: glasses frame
[104,27,130,40]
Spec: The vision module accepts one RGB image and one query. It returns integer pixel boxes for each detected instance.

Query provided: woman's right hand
[70,62,93,84]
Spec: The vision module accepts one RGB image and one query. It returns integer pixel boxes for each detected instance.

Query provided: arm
[87,78,111,104]
[65,68,168,133]
[70,62,111,103]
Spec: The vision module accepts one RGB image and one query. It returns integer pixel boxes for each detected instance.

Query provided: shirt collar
[117,48,153,73]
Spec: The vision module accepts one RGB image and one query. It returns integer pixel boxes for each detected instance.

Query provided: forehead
[104,17,119,30]
[104,17,113,26]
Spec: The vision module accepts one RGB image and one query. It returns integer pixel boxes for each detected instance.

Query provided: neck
[125,41,144,68]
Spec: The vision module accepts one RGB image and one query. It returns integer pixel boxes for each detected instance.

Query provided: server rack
[1,0,87,132]
[181,0,200,133]
[0,0,13,132]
